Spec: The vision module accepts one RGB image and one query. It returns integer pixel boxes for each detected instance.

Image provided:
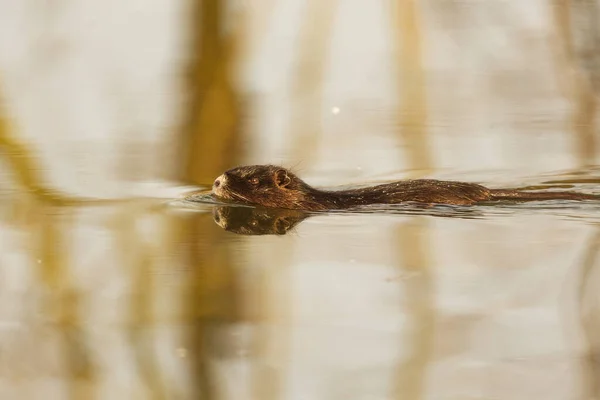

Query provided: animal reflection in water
[212,206,309,235]
[210,204,486,236]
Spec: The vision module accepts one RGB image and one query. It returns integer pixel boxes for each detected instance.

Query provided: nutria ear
[274,169,291,187]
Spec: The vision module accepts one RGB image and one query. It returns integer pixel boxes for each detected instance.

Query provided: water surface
[2,169,600,400]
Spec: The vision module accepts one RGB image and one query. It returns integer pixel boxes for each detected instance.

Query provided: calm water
[2,1,600,398]
[1,169,600,400]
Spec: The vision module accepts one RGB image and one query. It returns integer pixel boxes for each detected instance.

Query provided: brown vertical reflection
[551,0,599,166]
[288,0,338,165]
[389,3,434,394]
[180,212,241,400]
[576,228,600,399]
[392,218,434,400]
[181,1,248,394]
[250,241,294,400]
[110,205,166,400]
[390,0,432,173]
[36,205,95,399]
[183,0,244,184]
[0,84,67,202]
[181,1,249,389]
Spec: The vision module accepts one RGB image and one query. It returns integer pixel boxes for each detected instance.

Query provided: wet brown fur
[211,165,599,211]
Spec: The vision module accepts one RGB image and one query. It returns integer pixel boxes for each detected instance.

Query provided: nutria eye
[250,177,259,185]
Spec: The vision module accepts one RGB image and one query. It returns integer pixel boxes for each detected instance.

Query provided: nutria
[208,164,599,211]
[213,206,308,235]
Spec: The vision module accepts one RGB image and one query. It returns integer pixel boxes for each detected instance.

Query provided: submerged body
[208,165,599,211]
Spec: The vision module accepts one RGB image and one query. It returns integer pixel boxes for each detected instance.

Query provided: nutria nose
[213,174,226,191]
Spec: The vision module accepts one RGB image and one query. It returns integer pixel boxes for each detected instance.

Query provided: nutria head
[212,165,322,210]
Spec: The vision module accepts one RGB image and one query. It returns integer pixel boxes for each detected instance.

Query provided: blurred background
[1,0,600,399]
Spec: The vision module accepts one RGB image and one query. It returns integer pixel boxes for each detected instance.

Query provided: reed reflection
[577,229,600,399]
